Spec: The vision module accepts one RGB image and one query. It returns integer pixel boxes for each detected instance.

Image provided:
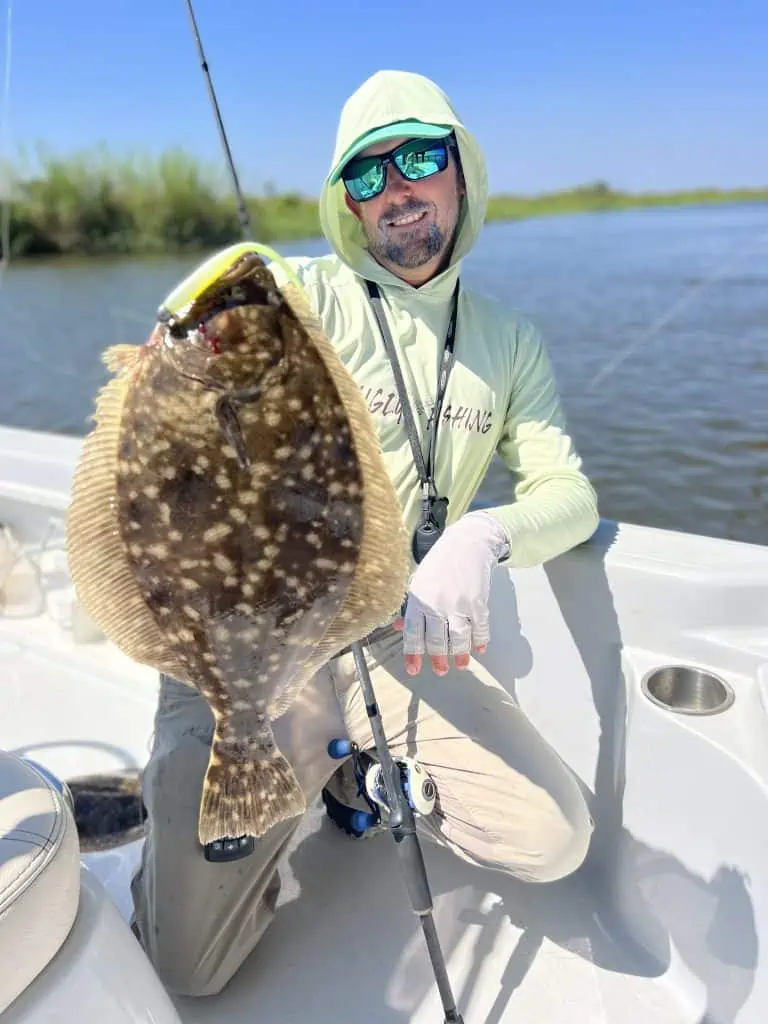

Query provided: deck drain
[641,665,735,716]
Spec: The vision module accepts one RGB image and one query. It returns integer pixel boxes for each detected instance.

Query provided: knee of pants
[139,870,282,1000]
[439,787,594,885]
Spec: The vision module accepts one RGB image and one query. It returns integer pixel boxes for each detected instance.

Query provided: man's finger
[424,613,449,657]
[405,653,422,676]
[447,616,472,657]
[402,605,426,656]
[429,654,450,676]
[471,606,491,652]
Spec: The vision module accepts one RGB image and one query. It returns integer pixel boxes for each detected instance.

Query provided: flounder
[66,243,409,845]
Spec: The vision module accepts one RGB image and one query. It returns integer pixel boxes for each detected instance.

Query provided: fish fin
[198,739,306,844]
[66,359,189,680]
[271,282,410,702]
[102,344,142,374]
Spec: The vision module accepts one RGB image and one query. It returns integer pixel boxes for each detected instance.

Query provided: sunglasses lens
[342,156,387,201]
[395,140,449,181]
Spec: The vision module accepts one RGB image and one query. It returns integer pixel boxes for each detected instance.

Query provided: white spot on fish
[216,474,231,490]
[214,553,234,572]
[182,578,199,591]
[147,543,168,558]
[162,466,176,480]
[275,446,293,461]
[229,507,247,523]
[315,557,338,570]
[144,484,159,499]
[204,523,232,543]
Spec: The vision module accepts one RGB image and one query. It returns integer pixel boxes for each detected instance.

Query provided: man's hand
[393,511,510,676]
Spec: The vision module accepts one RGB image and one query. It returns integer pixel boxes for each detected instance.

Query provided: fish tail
[197,738,306,845]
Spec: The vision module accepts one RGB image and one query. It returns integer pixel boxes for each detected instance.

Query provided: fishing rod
[183,0,252,240]
[182,3,464,1021]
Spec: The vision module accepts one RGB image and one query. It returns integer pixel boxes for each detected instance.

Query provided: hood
[318,70,488,296]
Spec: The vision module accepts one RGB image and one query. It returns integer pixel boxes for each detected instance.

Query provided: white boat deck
[1,620,690,1024]
[2,423,767,1023]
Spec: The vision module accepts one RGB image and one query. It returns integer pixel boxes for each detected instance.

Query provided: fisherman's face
[344,135,465,286]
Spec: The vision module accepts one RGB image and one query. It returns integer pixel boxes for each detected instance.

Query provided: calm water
[1,204,766,545]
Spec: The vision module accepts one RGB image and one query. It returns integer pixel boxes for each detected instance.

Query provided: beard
[368,198,450,269]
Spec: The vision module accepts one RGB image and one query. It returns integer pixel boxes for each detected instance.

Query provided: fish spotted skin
[66,251,410,844]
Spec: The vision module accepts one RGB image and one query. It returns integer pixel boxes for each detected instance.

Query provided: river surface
[1,203,766,545]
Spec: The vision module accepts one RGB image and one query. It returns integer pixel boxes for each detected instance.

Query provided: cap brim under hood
[319,70,489,292]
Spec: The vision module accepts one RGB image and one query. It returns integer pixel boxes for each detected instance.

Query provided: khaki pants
[130,626,593,997]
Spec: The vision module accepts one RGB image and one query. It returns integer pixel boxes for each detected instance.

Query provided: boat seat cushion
[0,750,80,1014]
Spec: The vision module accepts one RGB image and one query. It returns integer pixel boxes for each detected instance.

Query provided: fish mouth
[163,259,279,338]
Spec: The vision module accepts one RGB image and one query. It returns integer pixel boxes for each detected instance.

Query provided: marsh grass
[4,148,766,258]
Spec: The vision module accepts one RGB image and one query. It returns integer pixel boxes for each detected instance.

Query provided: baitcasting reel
[326,738,437,835]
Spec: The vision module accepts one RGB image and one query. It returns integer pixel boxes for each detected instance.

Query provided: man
[130,68,600,997]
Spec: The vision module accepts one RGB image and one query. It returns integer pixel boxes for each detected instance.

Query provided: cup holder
[641,665,735,715]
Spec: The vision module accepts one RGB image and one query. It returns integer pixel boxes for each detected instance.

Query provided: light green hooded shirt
[269,69,599,569]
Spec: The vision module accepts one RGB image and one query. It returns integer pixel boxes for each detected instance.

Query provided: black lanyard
[364,278,460,500]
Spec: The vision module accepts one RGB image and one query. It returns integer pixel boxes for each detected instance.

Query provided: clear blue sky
[4,0,767,196]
